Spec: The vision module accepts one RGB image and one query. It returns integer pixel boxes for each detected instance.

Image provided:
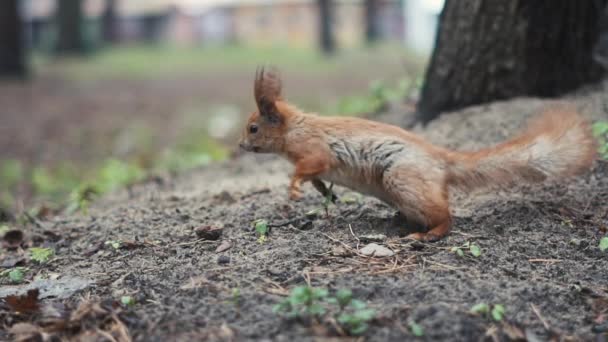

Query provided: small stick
[528,258,562,263]
[348,224,360,251]
[530,303,550,331]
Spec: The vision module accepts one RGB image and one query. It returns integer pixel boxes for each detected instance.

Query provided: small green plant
[29,247,55,263]
[66,184,99,214]
[451,241,482,258]
[96,159,145,193]
[491,304,505,321]
[273,286,329,317]
[274,287,376,335]
[593,121,608,159]
[254,219,269,243]
[105,240,122,250]
[230,288,241,307]
[1,267,27,283]
[408,320,424,337]
[121,295,136,306]
[600,236,608,252]
[470,303,505,321]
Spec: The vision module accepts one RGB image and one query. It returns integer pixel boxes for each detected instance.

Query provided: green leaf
[349,299,367,310]
[348,323,368,335]
[121,295,136,306]
[29,247,55,263]
[8,268,24,283]
[105,240,121,250]
[451,247,464,257]
[470,303,490,314]
[600,236,608,252]
[325,297,338,305]
[290,286,311,304]
[592,122,608,136]
[336,289,353,307]
[308,303,326,316]
[409,321,424,337]
[491,304,505,321]
[254,219,269,236]
[311,288,329,299]
[469,244,482,257]
[354,308,376,321]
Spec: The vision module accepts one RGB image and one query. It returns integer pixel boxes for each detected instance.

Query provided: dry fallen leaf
[5,289,40,314]
[215,240,232,253]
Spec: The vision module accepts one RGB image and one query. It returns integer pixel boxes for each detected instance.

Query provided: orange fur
[239,69,597,242]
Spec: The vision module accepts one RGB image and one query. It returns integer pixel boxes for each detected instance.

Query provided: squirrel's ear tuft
[254,66,283,124]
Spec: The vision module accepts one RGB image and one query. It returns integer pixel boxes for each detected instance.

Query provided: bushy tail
[446,106,597,190]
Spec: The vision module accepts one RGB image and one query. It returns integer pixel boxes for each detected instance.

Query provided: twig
[528,258,562,263]
[530,304,551,331]
[348,224,360,251]
[171,238,217,247]
[369,264,417,275]
[422,258,464,271]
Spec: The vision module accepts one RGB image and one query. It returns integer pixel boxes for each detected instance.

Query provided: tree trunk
[102,0,118,43]
[0,0,26,78]
[364,0,380,43]
[418,0,607,122]
[56,0,85,54]
[318,0,335,54]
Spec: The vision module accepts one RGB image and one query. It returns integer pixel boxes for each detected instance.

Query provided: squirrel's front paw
[289,188,303,201]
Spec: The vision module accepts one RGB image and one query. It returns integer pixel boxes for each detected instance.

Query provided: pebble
[360,243,394,257]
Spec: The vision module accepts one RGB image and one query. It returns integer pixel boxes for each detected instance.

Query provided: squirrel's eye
[249,124,258,134]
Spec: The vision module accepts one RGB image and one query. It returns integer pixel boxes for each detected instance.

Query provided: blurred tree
[318,0,335,54]
[0,0,26,78]
[364,0,379,43]
[102,0,118,43]
[56,0,85,54]
[418,0,607,122]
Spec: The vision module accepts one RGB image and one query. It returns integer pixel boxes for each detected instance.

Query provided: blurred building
[22,0,440,52]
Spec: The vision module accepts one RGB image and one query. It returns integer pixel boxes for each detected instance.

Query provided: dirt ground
[2,81,608,341]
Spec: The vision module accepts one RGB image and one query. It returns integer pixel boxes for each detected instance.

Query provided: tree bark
[102,0,118,43]
[364,0,379,43]
[56,0,85,54]
[318,0,335,54]
[0,0,26,78]
[418,0,607,122]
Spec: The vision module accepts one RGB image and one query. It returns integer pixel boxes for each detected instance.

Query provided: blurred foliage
[1,133,228,214]
[33,44,424,81]
[327,77,421,116]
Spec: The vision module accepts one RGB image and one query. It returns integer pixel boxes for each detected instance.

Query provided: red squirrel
[239,68,596,242]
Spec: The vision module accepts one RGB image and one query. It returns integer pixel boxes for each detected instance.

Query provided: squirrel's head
[239,67,289,153]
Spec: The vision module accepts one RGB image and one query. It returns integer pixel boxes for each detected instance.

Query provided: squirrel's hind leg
[384,168,452,242]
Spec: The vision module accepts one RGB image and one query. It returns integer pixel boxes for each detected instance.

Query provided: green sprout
[409,320,424,337]
[254,219,269,243]
[600,236,608,252]
[274,286,376,335]
[29,247,55,263]
[471,303,505,321]
[451,241,482,258]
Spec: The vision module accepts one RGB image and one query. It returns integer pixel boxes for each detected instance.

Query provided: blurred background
[0,0,441,214]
